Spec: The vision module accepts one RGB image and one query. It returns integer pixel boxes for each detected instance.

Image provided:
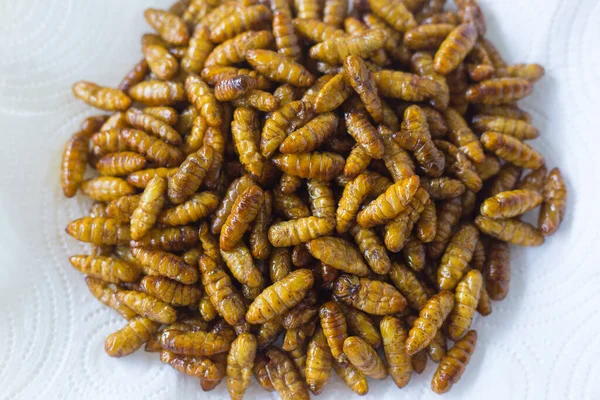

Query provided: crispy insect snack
[307,236,370,276]
[246,269,314,324]
[380,315,413,388]
[62,0,567,395]
[406,290,454,355]
[105,316,161,357]
[334,274,407,315]
[539,167,567,236]
[343,336,387,379]
[431,330,478,394]
[475,215,544,247]
[437,224,479,291]
[199,254,247,326]
[131,175,167,240]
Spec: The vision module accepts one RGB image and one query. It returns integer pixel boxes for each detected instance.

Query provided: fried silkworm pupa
[471,115,539,140]
[448,270,482,341]
[125,108,182,145]
[158,192,219,226]
[279,113,339,154]
[395,105,445,176]
[474,153,502,181]
[484,239,511,300]
[404,23,455,50]
[272,152,345,181]
[61,130,89,197]
[405,290,454,355]
[144,8,189,45]
[278,173,303,194]
[475,215,544,246]
[308,29,387,65]
[231,106,265,180]
[199,293,218,322]
[72,81,131,111]
[214,75,257,101]
[292,19,345,43]
[181,25,214,73]
[105,316,161,357]
[140,275,201,307]
[307,236,370,276]
[209,5,272,43]
[357,175,420,228]
[220,242,264,288]
[268,216,335,247]
[379,126,416,182]
[444,107,485,164]
[211,174,255,234]
[272,11,302,60]
[143,44,179,80]
[116,290,177,324]
[160,328,233,357]
[466,77,533,105]
[185,75,222,127]
[130,225,199,252]
[130,175,167,241]
[333,274,407,315]
[417,199,437,243]
[120,128,184,167]
[481,189,543,219]
[539,167,567,236]
[306,179,336,221]
[127,168,178,189]
[345,109,384,159]
[257,317,285,349]
[132,247,199,284]
[128,80,186,106]
[319,300,348,364]
[226,333,258,400]
[249,190,272,260]
[306,327,333,395]
[373,70,440,102]
[323,0,347,28]
[199,254,247,326]
[205,30,273,67]
[118,59,149,92]
[168,145,214,204]
[266,347,311,400]
[333,358,369,395]
[427,197,462,259]
[431,330,478,394]
[344,55,384,123]
[246,269,314,324]
[472,239,486,271]
[261,100,308,158]
[433,23,478,75]
[437,224,479,291]
[81,177,136,202]
[368,0,416,32]
[274,190,311,219]
[343,336,387,379]
[343,145,371,179]
[349,224,391,275]
[247,49,314,87]
[380,315,412,388]
[389,262,428,311]
[85,277,137,320]
[220,185,264,250]
[495,63,545,82]
[66,217,131,246]
[336,173,373,234]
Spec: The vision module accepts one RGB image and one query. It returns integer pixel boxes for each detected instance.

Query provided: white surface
[0,0,599,399]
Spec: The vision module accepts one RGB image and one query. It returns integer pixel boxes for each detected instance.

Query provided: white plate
[0,0,599,399]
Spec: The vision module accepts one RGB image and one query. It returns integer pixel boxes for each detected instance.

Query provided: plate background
[0,0,599,399]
